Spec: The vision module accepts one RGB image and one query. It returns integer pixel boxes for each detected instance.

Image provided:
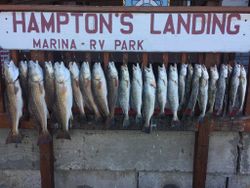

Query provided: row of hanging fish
[2,60,247,144]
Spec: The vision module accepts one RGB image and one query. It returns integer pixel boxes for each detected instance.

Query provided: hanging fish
[28,61,51,144]
[19,60,28,113]
[69,62,86,120]
[119,64,130,128]
[106,61,119,123]
[142,64,156,133]
[214,64,228,116]
[198,65,209,120]
[208,65,219,113]
[168,64,179,125]
[54,62,73,139]
[92,62,110,119]
[184,64,194,107]
[131,63,143,124]
[44,61,55,113]
[3,60,23,144]
[238,65,247,114]
[184,64,202,116]
[178,64,188,110]
[79,62,101,120]
[157,64,167,116]
[228,63,241,116]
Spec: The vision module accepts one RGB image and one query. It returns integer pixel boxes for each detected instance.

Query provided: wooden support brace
[30,51,55,188]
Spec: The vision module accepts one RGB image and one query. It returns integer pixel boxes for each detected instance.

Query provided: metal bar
[30,50,55,188]
[0,5,250,13]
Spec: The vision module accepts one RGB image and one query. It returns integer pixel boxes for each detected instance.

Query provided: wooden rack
[0,5,250,188]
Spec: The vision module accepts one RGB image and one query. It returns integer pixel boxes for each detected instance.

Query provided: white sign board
[0,12,250,52]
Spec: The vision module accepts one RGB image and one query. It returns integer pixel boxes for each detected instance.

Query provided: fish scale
[157,64,167,116]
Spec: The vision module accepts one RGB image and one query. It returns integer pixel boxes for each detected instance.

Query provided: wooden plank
[103,52,109,69]
[30,50,54,188]
[142,53,148,68]
[193,53,213,188]
[0,5,250,13]
[193,117,211,188]
[162,53,169,66]
[123,53,128,65]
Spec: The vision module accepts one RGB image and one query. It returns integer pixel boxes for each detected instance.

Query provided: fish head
[19,60,28,76]
[107,61,118,78]
[69,61,79,79]
[81,61,91,79]
[44,61,54,77]
[210,65,219,80]
[28,60,43,82]
[220,64,228,78]
[158,64,167,78]
[233,63,241,77]
[121,64,129,80]
[180,64,188,76]
[188,64,194,75]
[92,62,104,80]
[54,61,70,82]
[144,65,154,80]
[3,60,19,83]
[201,65,209,80]
[240,65,247,78]
[194,64,202,77]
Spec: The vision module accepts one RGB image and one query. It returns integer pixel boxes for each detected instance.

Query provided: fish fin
[85,79,90,87]
[38,82,43,94]
[14,85,19,95]
[98,80,102,90]
[75,79,79,88]
[198,115,205,123]
[135,115,142,125]
[6,131,22,144]
[126,80,129,88]
[37,131,52,145]
[56,130,71,140]
[62,84,67,94]
[114,78,118,87]
[150,82,156,88]
[122,116,130,128]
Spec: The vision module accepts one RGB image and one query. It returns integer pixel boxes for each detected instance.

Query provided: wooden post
[30,50,55,188]
[103,52,109,70]
[163,53,169,66]
[142,53,148,68]
[193,53,213,188]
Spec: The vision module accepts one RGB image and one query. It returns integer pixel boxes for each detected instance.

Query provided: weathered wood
[30,51,54,188]
[0,5,250,13]
[163,53,169,66]
[142,53,148,68]
[123,53,128,65]
[193,117,211,188]
[181,53,187,64]
[103,52,109,69]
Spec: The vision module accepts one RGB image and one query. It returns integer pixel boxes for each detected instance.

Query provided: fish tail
[6,131,22,144]
[122,115,130,128]
[37,130,52,145]
[135,114,142,125]
[56,130,71,140]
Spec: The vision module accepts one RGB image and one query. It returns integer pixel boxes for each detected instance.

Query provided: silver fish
[44,61,55,112]
[28,61,51,144]
[157,64,167,116]
[238,65,247,113]
[214,64,228,116]
[178,64,188,110]
[131,63,143,124]
[106,61,119,121]
[3,60,23,144]
[184,64,194,106]
[185,64,202,116]
[69,62,86,119]
[208,65,219,113]
[54,62,73,139]
[168,64,179,124]
[119,64,130,128]
[198,65,209,120]
[142,64,156,133]
[229,63,241,116]
[19,60,28,107]
[92,62,110,118]
[224,64,233,116]
[79,62,101,120]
